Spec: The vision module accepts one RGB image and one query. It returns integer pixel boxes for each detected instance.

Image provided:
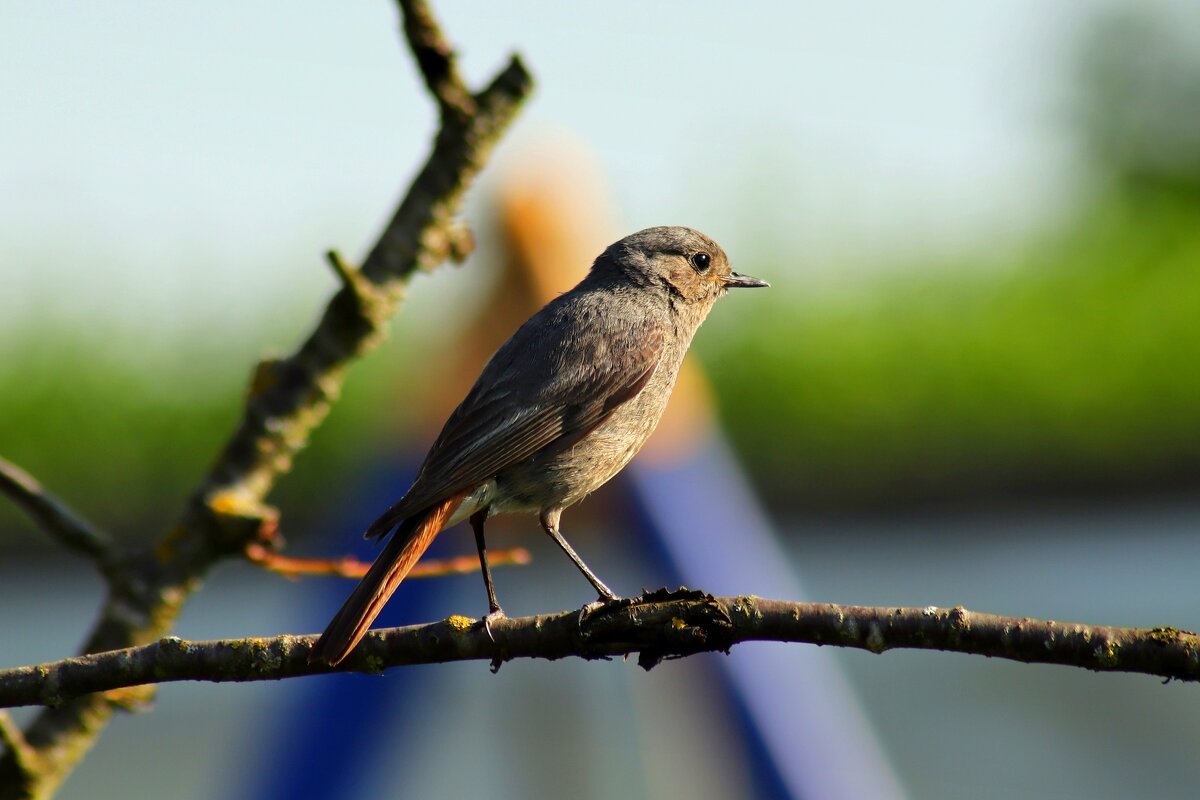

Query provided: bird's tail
[309,491,467,666]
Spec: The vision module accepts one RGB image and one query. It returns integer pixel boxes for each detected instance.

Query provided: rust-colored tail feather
[309,492,467,666]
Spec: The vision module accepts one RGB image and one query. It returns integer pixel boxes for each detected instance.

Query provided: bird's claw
[577,593,632,630]
[481,608,506,642]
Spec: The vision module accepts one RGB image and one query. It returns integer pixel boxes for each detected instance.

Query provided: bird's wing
[365,308,663,539]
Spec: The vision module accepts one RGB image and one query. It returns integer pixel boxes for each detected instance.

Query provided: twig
[244,542,531,580]
[0,456,112,564]
[399,0,475,119]
[3,593,1198,708]
[0,1,532,795]
[0,715,36,789]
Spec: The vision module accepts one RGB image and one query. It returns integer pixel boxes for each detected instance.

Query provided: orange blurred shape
[491,135,718,465]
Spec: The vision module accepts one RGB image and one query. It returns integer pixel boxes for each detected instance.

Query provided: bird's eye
[690,252,711,271]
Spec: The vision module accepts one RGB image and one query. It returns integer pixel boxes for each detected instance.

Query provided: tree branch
[0,716,37,790]
[399,0,476,119]
[2,593,1197,708]
[0,1,532,795]
[244,542,531,580]
[0,457,112,565]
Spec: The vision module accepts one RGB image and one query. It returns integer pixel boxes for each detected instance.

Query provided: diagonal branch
[2,593,1198,708]
[0,716,37,790]
[0,2,532,796]
[399,0,476,119]
[0,456,112,564]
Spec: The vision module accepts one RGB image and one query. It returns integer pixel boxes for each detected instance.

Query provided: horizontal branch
[0,456,112,564]
[244,542,530,580]
[3,592,1197,707]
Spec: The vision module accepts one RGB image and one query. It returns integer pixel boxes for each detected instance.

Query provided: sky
[1,1,1103,338]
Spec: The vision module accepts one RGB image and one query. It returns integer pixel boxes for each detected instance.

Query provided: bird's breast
[491,336,688,513]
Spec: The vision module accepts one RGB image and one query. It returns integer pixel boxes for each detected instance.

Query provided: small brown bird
[310,226,767,665]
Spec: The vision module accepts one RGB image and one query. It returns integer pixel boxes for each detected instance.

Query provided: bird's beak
[722,271,769,289]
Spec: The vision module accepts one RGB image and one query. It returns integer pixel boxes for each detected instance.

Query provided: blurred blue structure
[242,426,902,799]
[630,436,904,800]
[242,458,440,800]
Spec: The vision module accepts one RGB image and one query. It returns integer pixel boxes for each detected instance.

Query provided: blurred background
[3,1,1200,798]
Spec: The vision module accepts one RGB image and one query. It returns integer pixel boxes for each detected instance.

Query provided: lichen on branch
[2,593,1197,709]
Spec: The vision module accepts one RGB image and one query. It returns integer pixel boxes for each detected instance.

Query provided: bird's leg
[470,509,505,639]
[539,508,618,603]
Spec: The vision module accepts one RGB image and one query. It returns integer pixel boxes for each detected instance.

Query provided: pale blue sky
[2,1,1105,337]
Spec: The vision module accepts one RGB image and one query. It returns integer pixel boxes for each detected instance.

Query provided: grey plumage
[311,226,767,665]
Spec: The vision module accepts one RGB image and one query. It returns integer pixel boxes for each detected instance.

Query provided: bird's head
[594,226,768,306]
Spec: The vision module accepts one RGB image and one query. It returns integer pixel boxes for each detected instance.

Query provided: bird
[310,226,768,665]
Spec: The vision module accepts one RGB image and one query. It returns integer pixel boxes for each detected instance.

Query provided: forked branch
[0,1,532,796]
[0,457,112,565]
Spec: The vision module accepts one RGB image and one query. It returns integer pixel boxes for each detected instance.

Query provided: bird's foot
[585,591,625,611]
[578,593,639,630]
[481,608,506,642]
[483,608,508,673]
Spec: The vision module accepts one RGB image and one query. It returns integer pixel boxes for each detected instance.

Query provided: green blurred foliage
[703,184,1200,508]
[0,317,422,547]
[1,334,242,540]
[3,5,1198,545]
[1075,8,1200,191]
[703,6,1200,509]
